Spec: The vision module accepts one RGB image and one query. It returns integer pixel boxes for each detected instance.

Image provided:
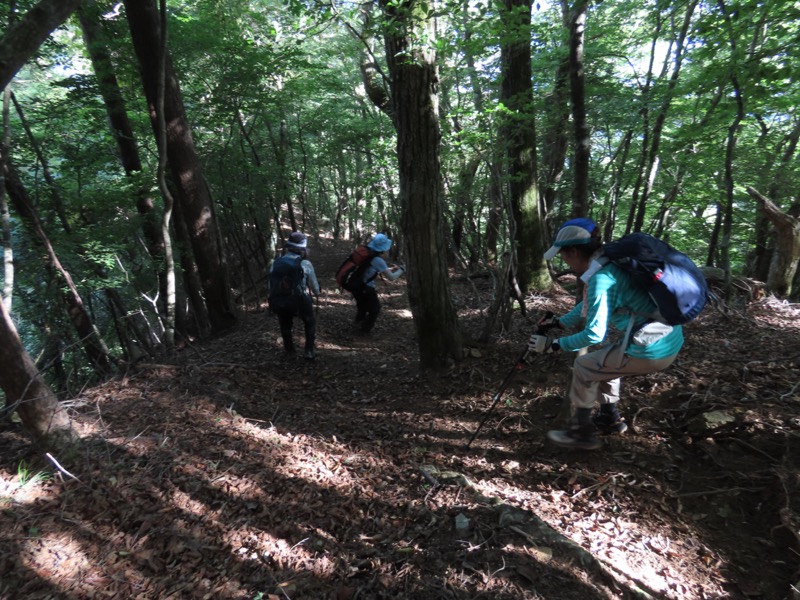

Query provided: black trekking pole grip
[538,310,555,330]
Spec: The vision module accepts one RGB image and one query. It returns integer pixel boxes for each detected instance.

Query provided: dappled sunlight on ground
[1,238,799,598]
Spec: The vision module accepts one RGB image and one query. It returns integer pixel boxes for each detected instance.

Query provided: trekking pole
[464,311,554,450]
[464,349,531,450]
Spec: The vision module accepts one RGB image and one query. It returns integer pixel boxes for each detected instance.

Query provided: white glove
[528,334,559,354]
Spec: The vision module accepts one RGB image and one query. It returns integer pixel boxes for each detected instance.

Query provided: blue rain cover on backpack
[268,254,305,311]
[602,232,707,325]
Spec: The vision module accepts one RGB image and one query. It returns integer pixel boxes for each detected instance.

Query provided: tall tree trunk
[267,119,297,232]
[716,0,745,301]
[122,0,236,333]
[154,0,177,351]
[0,284,74,448]
[450,11,486,267]
[379,0,462,369]
[539,46,570,226]
[296,114,311,229]
[449,156,480,266]
[749,118,777,283]
[1,76,11,312]
[236,109,279,268]
[77,3,165,260]
[500,0,548,292]
[568,0,590,218]
[168,183,209,337]
[334,155,352,239]
[78,5,142,173]
[485,159,504,264]
[706,184,724,268]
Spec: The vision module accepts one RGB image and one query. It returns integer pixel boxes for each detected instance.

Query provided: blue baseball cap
[543,218,598,260]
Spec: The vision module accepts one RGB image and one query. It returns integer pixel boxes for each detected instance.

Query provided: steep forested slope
[1,237,799,599]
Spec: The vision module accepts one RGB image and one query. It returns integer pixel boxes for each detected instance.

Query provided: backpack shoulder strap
[363,251,382,284]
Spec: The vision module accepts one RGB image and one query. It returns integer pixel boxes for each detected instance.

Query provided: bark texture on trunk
[380,0,462,369]
[123,0,236,333]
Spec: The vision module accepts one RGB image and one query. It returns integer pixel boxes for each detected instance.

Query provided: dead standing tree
[746,186,800,299]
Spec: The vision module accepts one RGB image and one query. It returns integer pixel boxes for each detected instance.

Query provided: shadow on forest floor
[1,235,800,599]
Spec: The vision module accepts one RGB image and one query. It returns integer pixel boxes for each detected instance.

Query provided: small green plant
[17,461,48,487]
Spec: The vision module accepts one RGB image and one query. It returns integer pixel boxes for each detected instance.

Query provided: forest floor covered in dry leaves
[1,236,800,600]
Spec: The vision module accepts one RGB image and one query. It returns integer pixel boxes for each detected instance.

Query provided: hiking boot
[592,412,628,435]
[304,349,316,361]
[547,425,603,450]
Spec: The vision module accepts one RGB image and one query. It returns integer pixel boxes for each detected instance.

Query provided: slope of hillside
[2,235,799,599]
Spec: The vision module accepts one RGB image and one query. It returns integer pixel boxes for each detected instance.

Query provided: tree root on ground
[421,465,666,598]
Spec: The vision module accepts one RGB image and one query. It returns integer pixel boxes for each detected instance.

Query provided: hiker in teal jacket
[528,218,684,450]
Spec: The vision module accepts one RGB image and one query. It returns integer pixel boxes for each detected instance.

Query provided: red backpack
[336,245,377,292]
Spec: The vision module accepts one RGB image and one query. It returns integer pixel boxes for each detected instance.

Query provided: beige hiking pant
[569,344,678,410]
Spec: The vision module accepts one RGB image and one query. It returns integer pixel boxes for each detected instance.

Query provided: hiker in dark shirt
[268,232,320,360]
[527,218,684,450]
[353,233,405,333]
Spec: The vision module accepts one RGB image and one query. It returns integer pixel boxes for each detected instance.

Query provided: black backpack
[601,232,708,325]
[335,245,377,292]
[268,254,305,310]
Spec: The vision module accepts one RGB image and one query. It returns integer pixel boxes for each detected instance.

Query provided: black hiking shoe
[592,412,628,435]
[547,424,603,450]
[304,349,316,361]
